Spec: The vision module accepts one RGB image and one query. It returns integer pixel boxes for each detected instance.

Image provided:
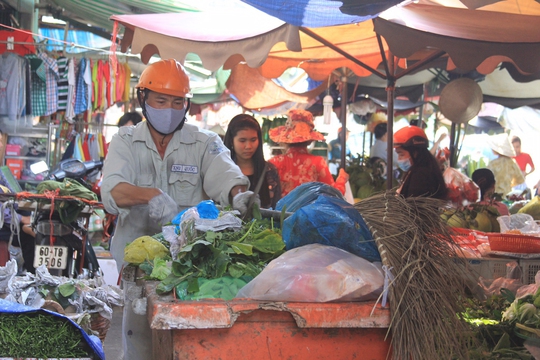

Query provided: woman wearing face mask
[223,114,281,209]
[393,126,448,199]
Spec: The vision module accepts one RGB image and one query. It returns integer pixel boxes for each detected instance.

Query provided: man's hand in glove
[148,190,179,225]
[232,191,260,215]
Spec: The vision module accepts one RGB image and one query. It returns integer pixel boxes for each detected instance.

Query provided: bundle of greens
[143,215,285,298]
[0,312,93,358]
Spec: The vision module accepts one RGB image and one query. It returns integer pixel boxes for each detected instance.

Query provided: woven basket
[90,312,111,343]
[488,233,540,253]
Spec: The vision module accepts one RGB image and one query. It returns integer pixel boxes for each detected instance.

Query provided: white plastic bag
[236,244,384,302]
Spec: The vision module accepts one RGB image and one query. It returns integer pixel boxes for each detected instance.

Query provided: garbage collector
[101,59,255,360]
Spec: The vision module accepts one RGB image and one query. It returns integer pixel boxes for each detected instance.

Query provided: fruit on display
[517,196,540,220]
[346,156,398,201]
[440,203,501,232]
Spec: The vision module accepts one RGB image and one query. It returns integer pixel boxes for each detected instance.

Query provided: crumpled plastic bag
[478,261,523,296]
[236,244,384,302]
[0,259,17,294]
[124,236,170,265]
[444,167,480,206]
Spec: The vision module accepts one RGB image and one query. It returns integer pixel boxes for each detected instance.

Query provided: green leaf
[58,282,76,298]
[252,202,262,220]
[228,263,246,278]
[150,258,172,280]
[179,239,212,253]
[227,242,254,255]
[187,277,200,293]
[251,234,285,253]
[213,251,229,278]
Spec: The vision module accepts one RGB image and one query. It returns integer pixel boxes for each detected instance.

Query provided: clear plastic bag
[497,214,540,235]
[235,244,384,302]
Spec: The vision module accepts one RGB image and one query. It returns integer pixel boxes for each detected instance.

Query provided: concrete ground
[103,306,123,360]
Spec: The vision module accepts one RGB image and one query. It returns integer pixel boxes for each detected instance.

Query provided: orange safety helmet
[393,126,428,148]
[136,59,193,98]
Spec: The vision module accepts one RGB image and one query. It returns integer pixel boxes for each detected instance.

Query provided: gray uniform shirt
[101,122,249,269]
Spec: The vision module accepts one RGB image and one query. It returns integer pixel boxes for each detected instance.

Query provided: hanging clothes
[123,62,131,102]
[65,58,77,122]
[0,53,26,120]
[37,52,59,116]
[92,60,99,110]
[57,56,69,111]
[24,56,32,116]
[0,30,36,56]
[26,54,47,117]
[74,58,88,115]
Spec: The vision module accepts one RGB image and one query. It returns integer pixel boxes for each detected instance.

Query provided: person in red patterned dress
[268,109,348,197]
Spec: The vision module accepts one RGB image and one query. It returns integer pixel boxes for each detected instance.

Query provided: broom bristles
[355,191,473,360]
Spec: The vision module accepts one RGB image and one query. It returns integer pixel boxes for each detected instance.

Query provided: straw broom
[354,191,474,360]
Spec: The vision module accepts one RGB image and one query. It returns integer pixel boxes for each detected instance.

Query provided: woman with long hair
[393,126,448,199]
[223,114,281,209]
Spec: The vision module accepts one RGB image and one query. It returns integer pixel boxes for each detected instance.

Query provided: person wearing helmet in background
[101,59,251,360]
[393,126,448,199]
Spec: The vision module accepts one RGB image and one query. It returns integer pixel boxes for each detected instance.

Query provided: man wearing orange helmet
[393,126,448,199]
[101,59,251,360]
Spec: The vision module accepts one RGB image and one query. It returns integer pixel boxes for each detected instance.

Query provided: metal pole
[386,54,396,190]
[340,72,348,170]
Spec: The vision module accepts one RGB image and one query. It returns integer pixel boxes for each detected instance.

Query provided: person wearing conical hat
[486,133,524,197]
[268,109,349,197]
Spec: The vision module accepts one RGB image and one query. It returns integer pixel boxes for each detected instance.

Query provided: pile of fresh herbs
[0,312,93,358]
[460,289,537,359]
[142,210,286,298]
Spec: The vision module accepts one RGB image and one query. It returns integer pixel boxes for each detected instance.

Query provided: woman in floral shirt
[268,109,348,197]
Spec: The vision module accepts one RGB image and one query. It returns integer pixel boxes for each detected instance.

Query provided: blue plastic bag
[282,195,381,262]
[275,182,344,213]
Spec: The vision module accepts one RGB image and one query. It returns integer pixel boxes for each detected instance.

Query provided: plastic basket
[521,260,540,285]
[488,233,540,253]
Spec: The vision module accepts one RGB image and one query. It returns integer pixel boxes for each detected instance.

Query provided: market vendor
[471,168,509,216]
[101,59,253,360]
[393,126,448,199]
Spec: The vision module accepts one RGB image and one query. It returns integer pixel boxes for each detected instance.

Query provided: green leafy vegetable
[156,216,285,298]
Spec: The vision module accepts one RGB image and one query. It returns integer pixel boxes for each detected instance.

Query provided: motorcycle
[29,158,104,279]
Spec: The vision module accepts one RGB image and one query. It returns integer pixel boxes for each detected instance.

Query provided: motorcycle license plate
[33,245,69,270]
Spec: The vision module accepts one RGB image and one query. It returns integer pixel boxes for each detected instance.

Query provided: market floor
[103,305,123,360]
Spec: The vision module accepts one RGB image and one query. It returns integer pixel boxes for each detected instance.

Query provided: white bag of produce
[236,243,384,302]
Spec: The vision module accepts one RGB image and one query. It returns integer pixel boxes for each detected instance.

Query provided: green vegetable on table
[149,216,285,297]
[0,312,92,358]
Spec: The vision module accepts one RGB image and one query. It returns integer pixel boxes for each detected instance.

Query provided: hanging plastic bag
[236,244,384,302]
[282,195,381,262]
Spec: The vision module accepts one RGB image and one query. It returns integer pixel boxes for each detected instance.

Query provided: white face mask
[145,104,186,134]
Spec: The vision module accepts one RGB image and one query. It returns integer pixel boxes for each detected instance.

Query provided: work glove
[232,191,260,215]
[148,190,179,225]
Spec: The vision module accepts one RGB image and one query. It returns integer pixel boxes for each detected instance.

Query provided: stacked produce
[440,203,501,232]
[345,156,397,201]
